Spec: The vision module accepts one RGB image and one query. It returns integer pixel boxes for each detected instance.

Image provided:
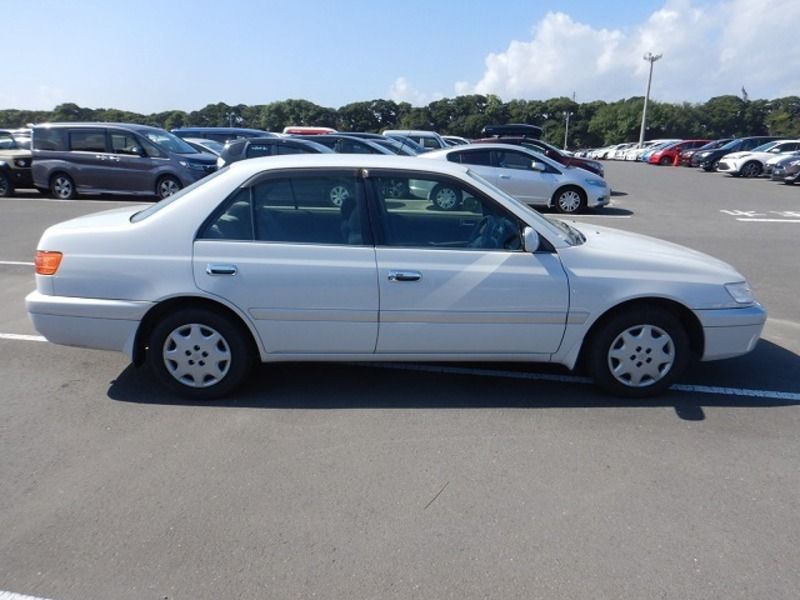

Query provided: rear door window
[69,130,107,152]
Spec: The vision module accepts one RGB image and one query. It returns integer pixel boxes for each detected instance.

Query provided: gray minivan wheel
[51,173,76,199]
[157,176,182,199]
[0,172,11,197]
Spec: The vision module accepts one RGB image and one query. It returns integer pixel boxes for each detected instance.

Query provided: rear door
[65,128,113,191]
[193,169,379,355]
[490,148,558,206]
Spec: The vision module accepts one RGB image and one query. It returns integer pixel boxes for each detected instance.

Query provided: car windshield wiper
[546,217,585,245]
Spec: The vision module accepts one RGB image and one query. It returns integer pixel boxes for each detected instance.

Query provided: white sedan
[26,154,765,399]
[716,140,800,177]
[418,143,609,214]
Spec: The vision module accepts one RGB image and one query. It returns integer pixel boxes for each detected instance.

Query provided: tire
[50,173,76,199]
[586,307,689,398]
[328,182,351,207]
[553,186,586,214]
[0,172,12,197]
[740,161,762,178]
[156,175,182,199]
[659,156,672,166]
[429,184,462,211]
[146,308,254,399]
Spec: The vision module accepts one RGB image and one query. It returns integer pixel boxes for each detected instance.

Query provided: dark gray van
[32,123,218,199]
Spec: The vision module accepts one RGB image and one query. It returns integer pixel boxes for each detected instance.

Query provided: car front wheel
[553,186,586,214]
[147,308,254,399]
[740,161,762,178]
[586,307,689,397]
[157,175,182,199]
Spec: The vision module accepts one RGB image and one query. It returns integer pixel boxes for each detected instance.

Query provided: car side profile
[472,136,604,176]
[216,136,332,167]
[26,154,765,400]
[420,144,609,213]
[32,123,218,199]
[691,136,782,171]
[716,140,800,177]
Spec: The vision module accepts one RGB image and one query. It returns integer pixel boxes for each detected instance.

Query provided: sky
[2,0,798,113]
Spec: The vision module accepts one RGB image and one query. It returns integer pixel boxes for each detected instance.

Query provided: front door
[367,171,569,356]
[193,170,379,354]
[106,129,157,194]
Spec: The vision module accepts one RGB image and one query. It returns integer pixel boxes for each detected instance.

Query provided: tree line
[2,94,799,149]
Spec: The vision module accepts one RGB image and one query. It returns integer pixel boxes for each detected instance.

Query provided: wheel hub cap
[436,189,457,209]
[559,191,580,212]
[330,186,349,207]
[162,323,232,388]
[607,324,675,387]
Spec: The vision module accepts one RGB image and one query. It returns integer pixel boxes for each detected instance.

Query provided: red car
[648,139,710,166]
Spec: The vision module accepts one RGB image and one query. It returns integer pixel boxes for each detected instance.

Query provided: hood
[0,149,33,160]
[181,151,217,165]
[563,222,741,284]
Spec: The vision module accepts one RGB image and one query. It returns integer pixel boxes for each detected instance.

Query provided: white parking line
[367,363,800,401]
[0,333,47,342]
[736,218,800,223]
[0,260,34,266]
[561,214,632,219]
[0,591,57,600]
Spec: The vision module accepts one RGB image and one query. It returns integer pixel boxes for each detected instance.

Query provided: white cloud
[388,77,442,105]
[456,0,800,102]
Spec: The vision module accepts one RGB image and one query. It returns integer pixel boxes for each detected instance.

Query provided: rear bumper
[26,290,153,357]
[694,304,767,361]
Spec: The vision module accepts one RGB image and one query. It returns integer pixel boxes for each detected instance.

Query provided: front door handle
[388,270,422,282]
[206,264,238,276]
[499,174,511,179]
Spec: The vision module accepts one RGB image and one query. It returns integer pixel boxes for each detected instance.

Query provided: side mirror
[522,226,540,252]
[531,161,546,172]
[132,146,146,157]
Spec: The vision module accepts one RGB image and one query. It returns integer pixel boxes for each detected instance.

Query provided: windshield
[143,130,199,154]
[466,170,581,246]
[0,133,18,149]
[751,141,779,152]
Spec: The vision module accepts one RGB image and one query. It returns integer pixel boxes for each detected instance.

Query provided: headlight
[216,156,226,168]
[725,282,755,305]
[179,160,206,171]
[696,151,709,158]
[790,159,800,167]
[14,158,31,168]
[585,178,607,187]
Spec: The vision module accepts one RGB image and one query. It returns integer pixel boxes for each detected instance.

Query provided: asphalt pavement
[1,162,798,600]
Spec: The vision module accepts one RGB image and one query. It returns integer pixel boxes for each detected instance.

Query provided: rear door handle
[388,270,422,282]
[206,264,238,276]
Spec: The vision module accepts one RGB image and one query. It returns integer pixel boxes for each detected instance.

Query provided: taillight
[35,251,63,275]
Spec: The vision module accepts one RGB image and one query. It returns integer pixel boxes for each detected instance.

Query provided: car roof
[225,152,471,178]
[418,143,562,168]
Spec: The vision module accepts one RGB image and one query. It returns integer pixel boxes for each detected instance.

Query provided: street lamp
[564,110,574,150]
[638,52,662,147]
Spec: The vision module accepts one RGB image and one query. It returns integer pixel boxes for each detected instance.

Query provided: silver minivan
[32,123,218,199]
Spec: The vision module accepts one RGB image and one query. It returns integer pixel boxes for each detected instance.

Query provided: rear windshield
[131,167,229,223]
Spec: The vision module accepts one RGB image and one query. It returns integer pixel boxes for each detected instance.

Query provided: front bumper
[26,290,153,357]
[694,304,767,361]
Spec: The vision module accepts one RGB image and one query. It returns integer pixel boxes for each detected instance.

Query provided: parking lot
[1,161,799,599]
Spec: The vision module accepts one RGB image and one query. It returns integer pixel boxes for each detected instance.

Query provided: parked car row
[576,136,800,184]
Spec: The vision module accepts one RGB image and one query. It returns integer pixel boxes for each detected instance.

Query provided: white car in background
[611,143,638,160]
[383,129,448,150]
[623,139,680,161]
[419,143,609,214]
[716,140,800,177]
[26,154,765,400]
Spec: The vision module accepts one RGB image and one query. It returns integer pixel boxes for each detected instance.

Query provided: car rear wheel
[0,172,11,197]
[553,186,586,214]
[740,161,762,178]
[586,307,689,397]
[430,184,462,211]
[328,183,351,207]
[157,175,182,199]
[147,308,254,399]
[50,173,76,199]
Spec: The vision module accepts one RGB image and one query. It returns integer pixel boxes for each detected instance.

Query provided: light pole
[638,52,662,147]
[564,110,573,150]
